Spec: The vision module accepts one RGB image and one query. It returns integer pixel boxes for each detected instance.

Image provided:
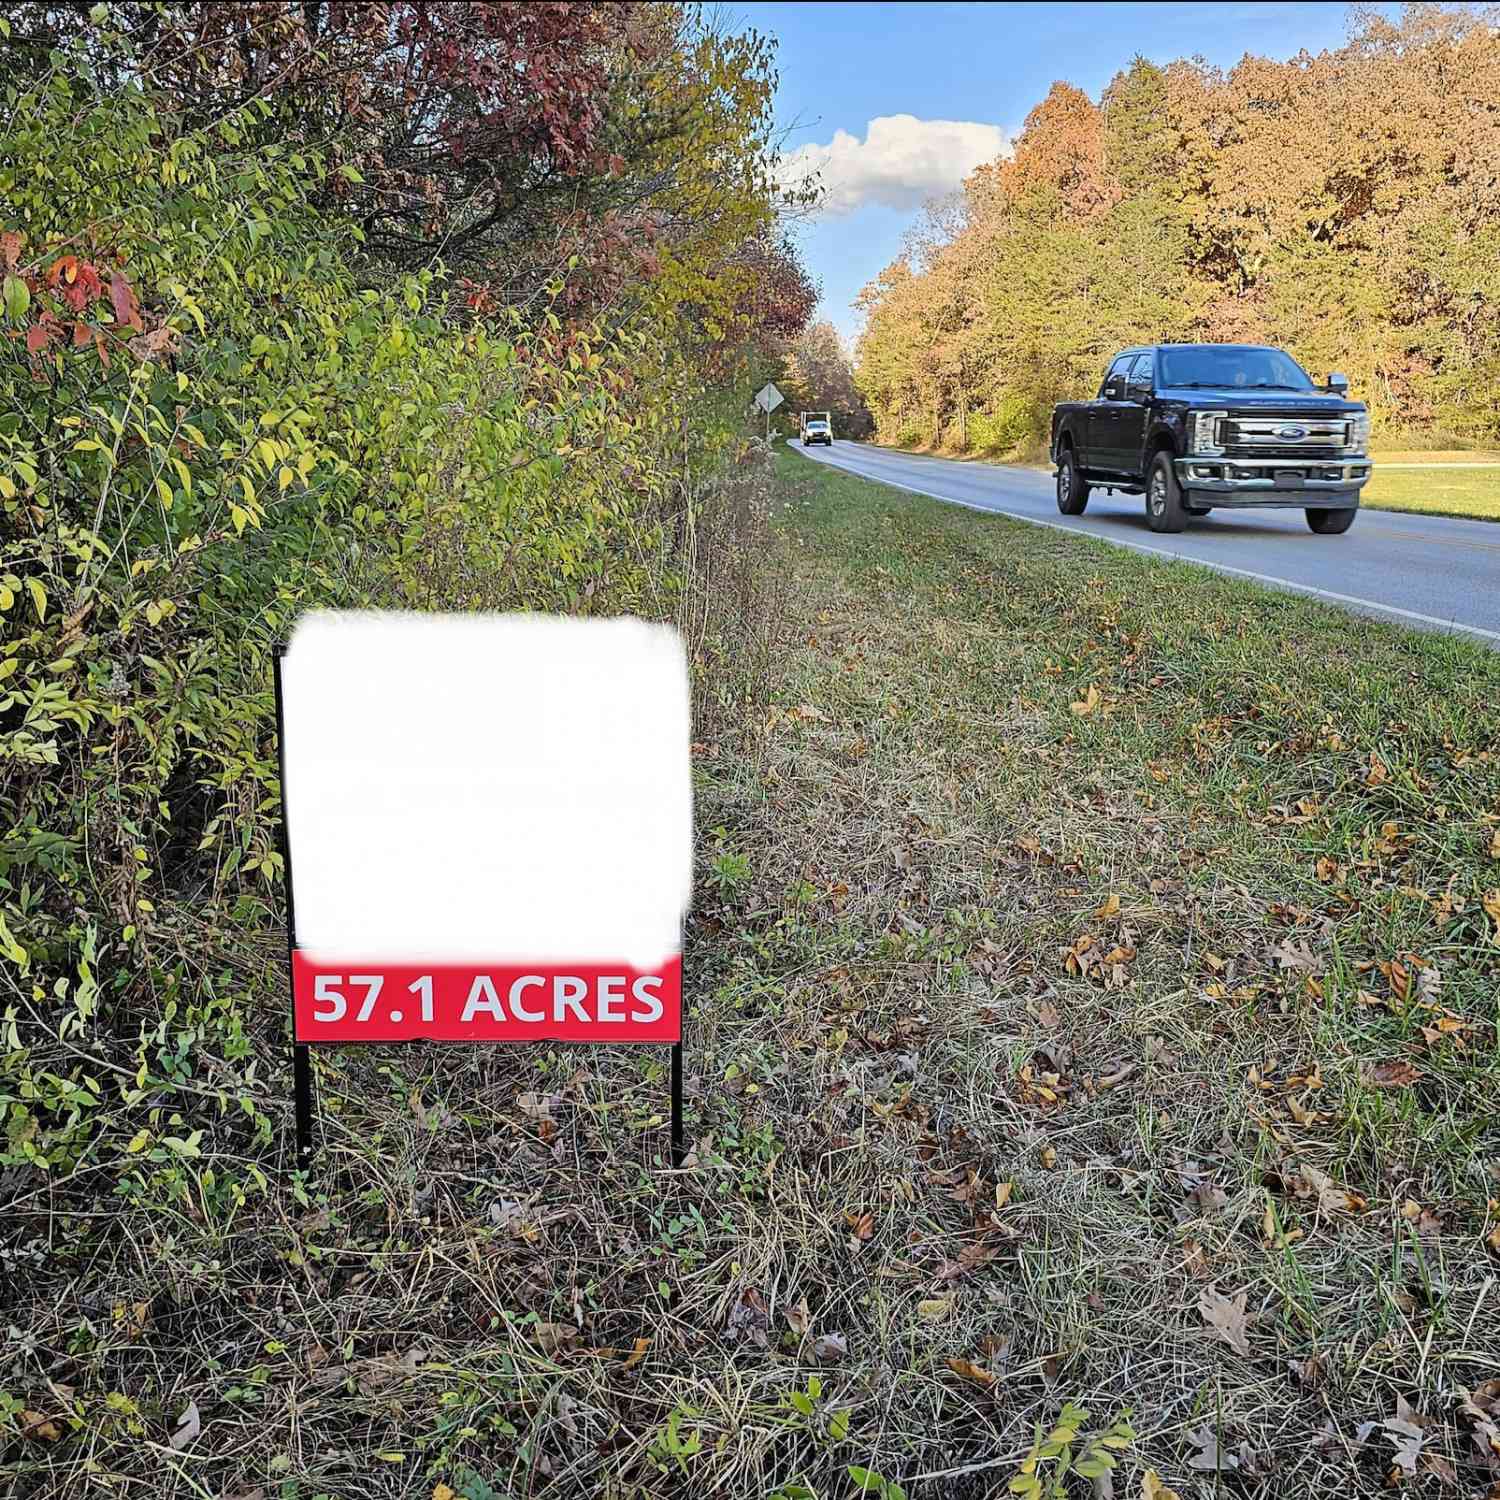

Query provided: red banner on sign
[292,954,682,1044]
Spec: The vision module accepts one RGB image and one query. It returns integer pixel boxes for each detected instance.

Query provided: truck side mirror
[1103,379,1124,401]
[1326,372,1349,396]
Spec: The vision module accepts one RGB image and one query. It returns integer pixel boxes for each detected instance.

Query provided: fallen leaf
[1383,1395,1427,1477]
[1141,1473,1183,1500]
[845,1210,874,1243]
[1367,1060,1422,1089]
[169,1399,201,1451]
[1458,1381,1500,1473]
[1270,937,1323,973]
[1299,1163,1366,1215]
[946,1356,995,1386]
[1483,889,1500,932]
[785,1298,811,1338]
[1400,1199,1442,1239]
[1039,1145,1057,1169]
[620,1337,650,1370]
[532,1322,579,1355]
[1187,1177,1229,1216]
[516,1091,562,1121]
[938,1240,997,1281]
[1186,1424,1240,1473]
[434,1486,458,1500]
[20,1409,62,1442]
[1096,892,1121,919]
[1366,751,1390,786]
[1070,683,1101,716]
[1198,1286,1251,1357]
[725,1286,770,1348]
[1288,1352,1325,1389]
[489,1198,526,1228]
[994,1181,1014,1211]
[810,1332,848,1363]
[917,1297,953,1321]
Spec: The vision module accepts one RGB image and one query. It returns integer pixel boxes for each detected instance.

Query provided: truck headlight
[1189,411,1227,456]
[1345,413,1370,452]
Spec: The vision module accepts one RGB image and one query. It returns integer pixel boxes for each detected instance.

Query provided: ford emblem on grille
[1276,424,1308,440]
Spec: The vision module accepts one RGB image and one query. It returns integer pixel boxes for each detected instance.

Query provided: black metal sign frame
[273,648,685,1171]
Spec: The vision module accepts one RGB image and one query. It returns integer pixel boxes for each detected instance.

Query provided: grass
[7,449,1500,1499]
[1362,466,1500,522]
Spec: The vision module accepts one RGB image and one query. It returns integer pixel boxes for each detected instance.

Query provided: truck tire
[1056,448,1089,515]
[1145,451,1188,533]
[1305,506,1357,534]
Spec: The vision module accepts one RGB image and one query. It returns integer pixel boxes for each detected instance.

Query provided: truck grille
[1222,415,1350,459]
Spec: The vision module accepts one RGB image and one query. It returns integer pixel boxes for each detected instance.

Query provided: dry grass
[5,450,1500,1500]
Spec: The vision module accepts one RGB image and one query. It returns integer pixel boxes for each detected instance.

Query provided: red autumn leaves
[3,231,144,367]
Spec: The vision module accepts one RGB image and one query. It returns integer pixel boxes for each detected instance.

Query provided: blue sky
[730,1,1392,346]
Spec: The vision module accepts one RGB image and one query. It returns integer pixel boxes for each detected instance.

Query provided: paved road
[797,441,1499,645]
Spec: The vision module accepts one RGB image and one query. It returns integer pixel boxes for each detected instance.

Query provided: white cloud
[781,114,1012,218]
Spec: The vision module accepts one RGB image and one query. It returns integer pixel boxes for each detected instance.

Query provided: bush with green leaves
[0,42,708,1182]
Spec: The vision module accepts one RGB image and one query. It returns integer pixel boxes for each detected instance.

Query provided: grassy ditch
[5,451,1499,1500]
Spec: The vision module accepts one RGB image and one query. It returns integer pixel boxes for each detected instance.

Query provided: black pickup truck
[1050,344,1372,534]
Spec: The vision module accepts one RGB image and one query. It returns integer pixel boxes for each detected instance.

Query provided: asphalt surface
[796,441,1500,646]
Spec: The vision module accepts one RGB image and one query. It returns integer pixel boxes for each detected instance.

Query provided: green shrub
[0,49,705,1179]
[968,392,1046,453]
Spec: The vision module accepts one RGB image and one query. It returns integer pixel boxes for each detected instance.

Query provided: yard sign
[275,612,693,1164]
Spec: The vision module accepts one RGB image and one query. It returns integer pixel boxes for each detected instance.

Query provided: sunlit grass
[1362,465,1500,521]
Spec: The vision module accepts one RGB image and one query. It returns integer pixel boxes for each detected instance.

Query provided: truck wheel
[1305,507,1357,534]
[1056,449,1089,515]
[1145,451,1188,533]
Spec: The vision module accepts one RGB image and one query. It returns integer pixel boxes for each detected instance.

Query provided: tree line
[763,320,875,438]
[855,7,1500,453]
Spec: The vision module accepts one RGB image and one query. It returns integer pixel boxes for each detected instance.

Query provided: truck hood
[1157,386,1362,412]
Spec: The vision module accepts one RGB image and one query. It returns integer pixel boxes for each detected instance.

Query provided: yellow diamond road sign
[754,382,784,413]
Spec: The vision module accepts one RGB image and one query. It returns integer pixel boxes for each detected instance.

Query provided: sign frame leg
[293,1043,315,1166]
[670,1040,684,1167]
[275,646,316,1170]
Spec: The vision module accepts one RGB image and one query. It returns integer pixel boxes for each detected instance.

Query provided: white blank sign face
[280,612,692,970]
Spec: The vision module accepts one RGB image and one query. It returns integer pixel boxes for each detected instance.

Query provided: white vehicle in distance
[800,411,832,446]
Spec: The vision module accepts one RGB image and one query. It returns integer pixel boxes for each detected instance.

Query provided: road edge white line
[799,447,1500,646]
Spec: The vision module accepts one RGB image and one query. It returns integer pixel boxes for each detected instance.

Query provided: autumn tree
[780,320,872,436]
[856,7,1500,449]
[1,2,813,361]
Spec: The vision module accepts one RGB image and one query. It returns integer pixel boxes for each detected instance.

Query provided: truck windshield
[1158,347,1315,391]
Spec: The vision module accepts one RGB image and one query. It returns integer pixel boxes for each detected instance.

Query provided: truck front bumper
[1175,455,1371,506]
